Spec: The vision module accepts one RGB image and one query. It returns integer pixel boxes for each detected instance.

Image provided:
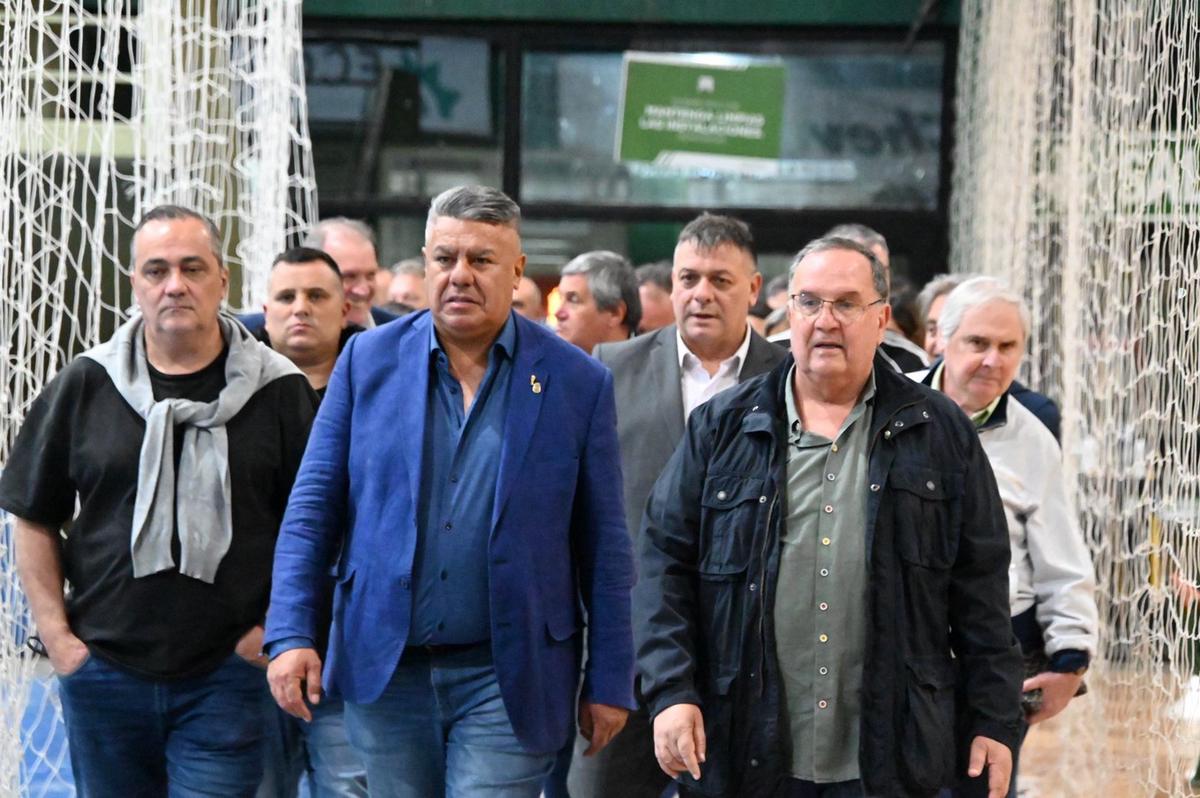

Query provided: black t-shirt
[0,351,318,679]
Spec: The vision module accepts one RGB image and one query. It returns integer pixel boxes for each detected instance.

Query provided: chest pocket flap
[699,474,764,575]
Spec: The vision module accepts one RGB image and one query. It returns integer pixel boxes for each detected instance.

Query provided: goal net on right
[0,1,314,794]
[954,2,1200,795]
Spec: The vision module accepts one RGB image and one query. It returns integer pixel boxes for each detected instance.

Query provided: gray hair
[635,260,673,293]
[938,276,1031,342]
[131,205,224,266]
[677,212,756,265]
[824,223,889,263]
[425,185,521,240]
[390,257,425,277]
[561,250,641,335]
[304,217,378,260]
[787,236,889,301]
[916,273,967,324]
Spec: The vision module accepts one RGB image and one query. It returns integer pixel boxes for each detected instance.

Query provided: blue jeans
[343,643,555,797]
[57,652,267,797]
[258,691,367,798]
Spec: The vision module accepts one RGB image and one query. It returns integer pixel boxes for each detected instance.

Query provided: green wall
[302,0,959,27]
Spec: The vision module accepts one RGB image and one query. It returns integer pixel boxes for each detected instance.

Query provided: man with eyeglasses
[634,235,1022,798]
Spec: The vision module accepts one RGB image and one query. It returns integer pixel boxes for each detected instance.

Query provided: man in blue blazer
[264,185,635,797]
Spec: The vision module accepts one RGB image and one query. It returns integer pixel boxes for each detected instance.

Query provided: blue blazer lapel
[396,314,432,519]
[492,319,547,529]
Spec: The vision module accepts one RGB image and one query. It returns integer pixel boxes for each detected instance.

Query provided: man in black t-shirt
[0,206,318,798]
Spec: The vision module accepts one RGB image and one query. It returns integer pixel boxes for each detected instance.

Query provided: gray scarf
[82,312,300,583]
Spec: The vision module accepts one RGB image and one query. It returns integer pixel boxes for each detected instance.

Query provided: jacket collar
[920,356,1011,431]
[742,351,933,443]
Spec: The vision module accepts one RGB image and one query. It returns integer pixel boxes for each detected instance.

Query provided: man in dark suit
[568,212,786,798]
[263,185,635,797]
[239,217,400,334]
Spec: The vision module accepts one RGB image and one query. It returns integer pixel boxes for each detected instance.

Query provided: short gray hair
[425,185,521,240]
[561,250,641,335]
[938,276,1031,342]
[390,257,425,277]
[916,273,966,324]
[787,236,889,301]
[304,217,378,260]
[132,205,223,265]
[825,223,888,263]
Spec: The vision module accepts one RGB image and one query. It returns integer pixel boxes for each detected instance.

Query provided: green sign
[616,53,785,176]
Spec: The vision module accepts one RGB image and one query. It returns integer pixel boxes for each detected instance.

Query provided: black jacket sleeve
[948,418,1025,751]
[632,409,713,718]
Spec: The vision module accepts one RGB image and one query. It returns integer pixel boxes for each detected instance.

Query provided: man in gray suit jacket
[570,213,786,798]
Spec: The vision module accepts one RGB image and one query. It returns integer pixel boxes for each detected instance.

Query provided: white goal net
[0,1,314,793]
[953,1,1200,795]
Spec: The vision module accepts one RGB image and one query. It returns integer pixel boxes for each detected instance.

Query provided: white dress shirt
[677,325,753,422]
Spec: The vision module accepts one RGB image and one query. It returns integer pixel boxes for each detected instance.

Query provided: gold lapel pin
[530,374,542,394]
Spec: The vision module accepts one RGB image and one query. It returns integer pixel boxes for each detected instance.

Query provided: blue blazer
[265,310,636,752]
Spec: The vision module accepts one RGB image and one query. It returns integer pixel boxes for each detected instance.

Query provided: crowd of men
[0,185,1097,798]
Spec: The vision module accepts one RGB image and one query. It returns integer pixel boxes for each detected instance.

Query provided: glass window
[304,35,502,200]
[521,43,943,210]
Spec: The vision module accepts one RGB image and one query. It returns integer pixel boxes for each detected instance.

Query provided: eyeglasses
[788,292,885,324]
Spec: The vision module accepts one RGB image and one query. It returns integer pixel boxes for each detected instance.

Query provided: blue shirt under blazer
[264,309,636,753]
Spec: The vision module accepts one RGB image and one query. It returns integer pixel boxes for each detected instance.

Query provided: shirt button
[926,480,936,491]
[440,570,448,581]
[450,474,458,483]
[750,759,760,768]
[923,410,930,418]
[819,666,829,675]
[444,521,453,531]
[894,420,904,428]
[870,483,881,492]
[449,386,459,394]
[831,444,839,453]
[818,700,828,709]
[826,473,835,481]
[883,430,892,439]
[759,495,767,503]
[822,537,831,546]
[436,621,445,631]
[749,582,757,592]
[819,634,828,643]
[819,602,828,611]
[820,568,829,577]
[716,490,728,500]
[823,505,833,513]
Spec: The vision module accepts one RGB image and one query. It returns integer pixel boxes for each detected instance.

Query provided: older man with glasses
[634,235,1023,798]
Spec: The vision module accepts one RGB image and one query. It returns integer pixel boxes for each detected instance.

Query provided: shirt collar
[930,361,1003,427]
[677,323,753,374]
[786,365,876,443]
[429,312,517,362]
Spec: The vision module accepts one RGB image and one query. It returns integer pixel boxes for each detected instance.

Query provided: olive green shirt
[775,366,875,782]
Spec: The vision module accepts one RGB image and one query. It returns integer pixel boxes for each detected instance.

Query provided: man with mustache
[264,185,635,797]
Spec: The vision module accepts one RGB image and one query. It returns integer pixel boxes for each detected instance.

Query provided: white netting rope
[0,1,314,793]
[953,2,1200,795]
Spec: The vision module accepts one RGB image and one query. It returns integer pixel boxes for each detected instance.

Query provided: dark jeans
[57,652,267,797]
